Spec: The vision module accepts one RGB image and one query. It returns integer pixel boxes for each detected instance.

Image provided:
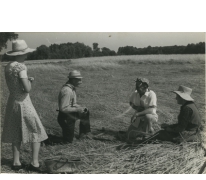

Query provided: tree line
[25,42,117,60]
[1,41,117,61]
[0,32,205,61]
[117,42,205,55]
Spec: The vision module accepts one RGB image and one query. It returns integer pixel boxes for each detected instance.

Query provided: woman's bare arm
[20,78,31,93]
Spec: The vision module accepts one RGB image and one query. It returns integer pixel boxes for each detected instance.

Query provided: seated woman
[150,85,202,143]
[118,77,158,142]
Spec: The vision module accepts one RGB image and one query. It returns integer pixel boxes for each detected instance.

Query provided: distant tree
[93,43,99,51]
[74,42,85,58]
[197,42,205,53]
[1,53,13,61]
[0,32,18,52]
[49,43,61,59]
[109,50,116,56]
[27,42,95,60]
[118,42,205,55]
[101,47,116,56]
[36,45,50,59]
[117,46,138,55]
[146,46,152,54]
[49,43,59,53]
[59,44,69,59]
[92,42,102,56]
[184,43,195,54]
[27,45,50,60]
[101,47,111,56]
[84,46,93,57]
[185,42,205,54]
[93,50,102,57]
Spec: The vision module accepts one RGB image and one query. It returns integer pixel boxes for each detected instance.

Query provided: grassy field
[1,54,206,174]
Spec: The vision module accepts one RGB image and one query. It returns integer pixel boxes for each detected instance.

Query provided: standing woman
[2,40,48,172]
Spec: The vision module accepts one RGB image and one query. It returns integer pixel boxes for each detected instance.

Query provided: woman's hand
[131,115,136,123]
[28,77,34,83]
[135,112,141,117]
[76,106,86,113]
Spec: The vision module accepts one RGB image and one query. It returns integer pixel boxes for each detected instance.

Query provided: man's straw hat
[172,85,194,101]
[6,40,36,56]
[68,70,83,79]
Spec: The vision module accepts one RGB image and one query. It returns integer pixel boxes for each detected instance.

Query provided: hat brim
[68,76,83,79]
[172,91,194,101]
[134,80,149,86]
[6,48,36,56]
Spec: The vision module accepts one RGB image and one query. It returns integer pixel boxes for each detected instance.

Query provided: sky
[1,32,205,54]
[1,1,205,55]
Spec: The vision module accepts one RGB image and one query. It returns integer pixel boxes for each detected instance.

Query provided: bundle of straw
[42,139,205,174]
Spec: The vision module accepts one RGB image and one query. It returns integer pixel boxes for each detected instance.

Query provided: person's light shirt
[58,83,77,113]
[129,89,157,115]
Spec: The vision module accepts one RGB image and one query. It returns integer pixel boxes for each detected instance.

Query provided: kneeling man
[58,70,92,143]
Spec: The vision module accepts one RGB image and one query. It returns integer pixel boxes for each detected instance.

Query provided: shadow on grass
[91,128,120,142]
[42,134,66,146]
[115,131,164,150]
[1,158,13,167]
[43,129,119,145]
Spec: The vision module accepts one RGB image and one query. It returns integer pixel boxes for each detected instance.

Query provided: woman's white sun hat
[172,85,194,102]
[6,40,36,56]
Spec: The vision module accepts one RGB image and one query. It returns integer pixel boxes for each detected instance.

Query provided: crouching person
[58,70,92,143]
[126,77,158,142]
[150,85,202,143]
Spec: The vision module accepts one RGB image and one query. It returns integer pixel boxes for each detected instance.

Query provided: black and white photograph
[0,0,206,176]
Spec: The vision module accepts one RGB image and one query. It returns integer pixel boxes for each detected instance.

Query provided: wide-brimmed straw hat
[6,40,36,56]
[172,85,194,101]
[68,70,83,79]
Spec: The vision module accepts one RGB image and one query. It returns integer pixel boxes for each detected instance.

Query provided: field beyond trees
[1,54,206,174]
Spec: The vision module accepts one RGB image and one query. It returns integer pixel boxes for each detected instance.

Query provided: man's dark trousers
[58,111,91,143]
[145,128,199,143]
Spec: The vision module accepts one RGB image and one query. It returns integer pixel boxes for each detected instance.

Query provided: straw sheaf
[41,139,205,174]
[200,124,206,151]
